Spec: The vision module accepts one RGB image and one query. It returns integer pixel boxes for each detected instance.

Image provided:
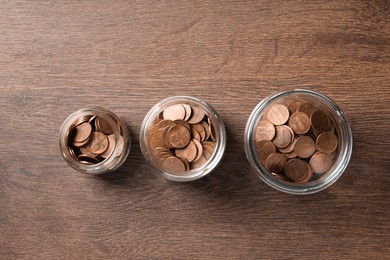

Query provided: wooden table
[1,1,389,259]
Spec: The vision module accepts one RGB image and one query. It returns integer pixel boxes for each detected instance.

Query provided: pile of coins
[67,115,124,165]
[255,101,338,183]
[147,104,216,174]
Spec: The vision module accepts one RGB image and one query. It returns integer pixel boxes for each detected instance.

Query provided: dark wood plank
[0,0,389,258]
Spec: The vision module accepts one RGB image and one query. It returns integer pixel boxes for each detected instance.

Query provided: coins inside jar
[66,115,124,165]
[254,100,339,183]
[147,104,216,174]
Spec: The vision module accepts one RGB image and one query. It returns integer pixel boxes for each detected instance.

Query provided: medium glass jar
[140,96,226,181]
[59,107,131,174]
[244,89,353,194]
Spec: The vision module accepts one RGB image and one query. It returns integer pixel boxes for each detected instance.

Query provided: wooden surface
[1,1,389,259]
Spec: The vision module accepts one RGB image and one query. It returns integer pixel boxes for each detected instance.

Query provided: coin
[298,103,317,117]
[187,106,206,124]
[100,134,116,158]
[255,120,275,141]
[287,100,302,114]
[284,158,308,182]
[86,132,109,155]
[182,104,192,121]
[288,112,311,134]
[265,153,287,174]
[190,155,207,169]
[266,104,289,125]
[309,152,333,174]
[163,104,186,121]
[316,131,338,153]
[201,121,210,140]
[295,164,313,184]
[74,122,92,143]
[96,117,113,135]
[162,156,187,173]
[175,141,198,162]
[149,130,166,150]
[255,140,276,164]
[294,136,316,159]
[272,125,293,148]
[311,110,330,133]
[192,123,207,142]
[192,139,203,162]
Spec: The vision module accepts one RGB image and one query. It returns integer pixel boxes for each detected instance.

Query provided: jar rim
[59,107,130,174]
[140,96,226,181]
[244,89,353,194]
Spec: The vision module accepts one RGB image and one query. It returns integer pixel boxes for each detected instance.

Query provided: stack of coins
[147,104,216,174]
[255,101,338,183]
[67,115,124,165]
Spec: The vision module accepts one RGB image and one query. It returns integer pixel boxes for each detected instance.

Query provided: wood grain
[1,0,389,259]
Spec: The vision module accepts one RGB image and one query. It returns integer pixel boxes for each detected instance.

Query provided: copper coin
[68,147,78,160]
[192,123,207,142]
[174,120,191,131]
[309,152,333,174]
[287,100,302,114]
[255,140,276,164]
[163,104,186,121]
[175,141,198,163]
[182,104,192,121]
[190,155,207,169]
[271,172,290,181]
[177,157,190,172]
[255,120,275,141]
[192,139,203,161]
[202,141,215,153]
[191,128,201,142]
[202,148,212,160]
[167,125,191,148]
[311,110,330,133]
[78,154,100,164]
[272,125,293,149]
[288,112,311,134]
[266,104,289,125]
[278,137,297,154]
[208,117,216,141]
[162,156,187,173]
[156,119,175,132]
[86,132,109,155]
[316,132,338,154]
[282,150,298,159]
[74,122,92,143]
[295,164,313,184]
[95,117,113,135]
[79,146,98,158]
[298,103,317,117]
[149,130,166,150]
[74,115,93,126]
[115,135,124,156]
[284,158,308,182]
[73,137,90,147]
[187,106,205,124]
[294,136,316,159]
[100,134,116,158]
[264,153,287,174]
[201,121,210,140]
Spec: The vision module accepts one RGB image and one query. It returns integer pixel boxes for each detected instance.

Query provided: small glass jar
[59,107,131,174]
[140,96,226,181]
[244,89,353,194]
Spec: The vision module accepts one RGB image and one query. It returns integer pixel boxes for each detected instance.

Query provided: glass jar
[140,96,226,181]
[59,107,131,174]
[244,89,353,194]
